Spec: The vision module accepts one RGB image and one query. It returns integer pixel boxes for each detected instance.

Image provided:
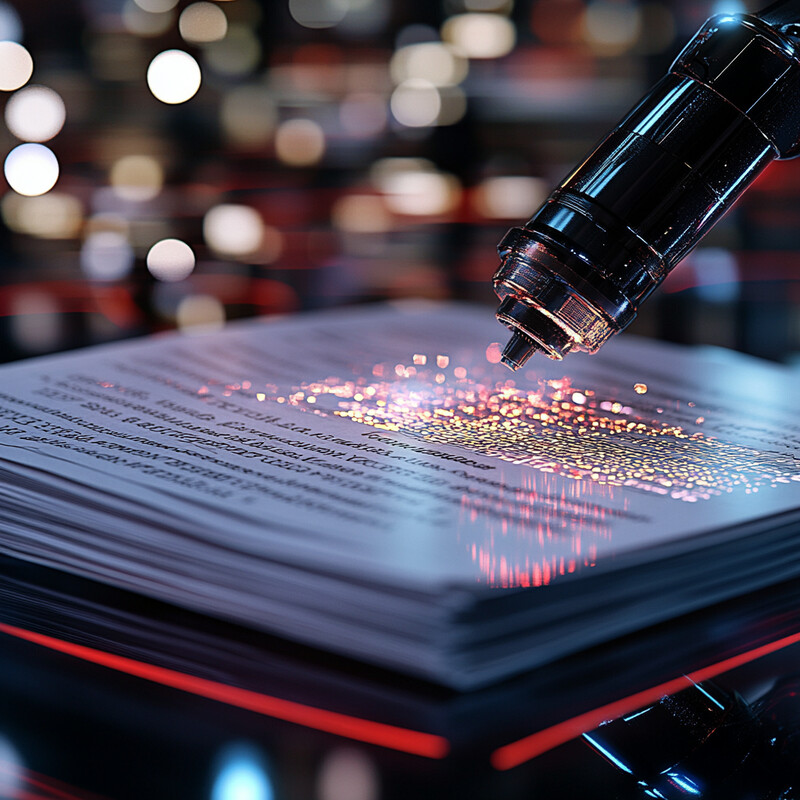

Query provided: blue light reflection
[666,771,703,796]
[211,743,274,800]
[712,1,746,16]
[582,733,633,774]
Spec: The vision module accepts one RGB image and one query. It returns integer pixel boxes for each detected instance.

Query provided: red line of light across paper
[491,629,800,771]
[0,623,449,760]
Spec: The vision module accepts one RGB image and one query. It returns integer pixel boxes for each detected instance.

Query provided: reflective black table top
[3,555,800,799]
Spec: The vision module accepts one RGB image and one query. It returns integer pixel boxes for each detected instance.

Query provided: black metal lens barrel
[494,11,800,369]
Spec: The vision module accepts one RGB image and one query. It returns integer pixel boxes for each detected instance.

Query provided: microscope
[494,0,800,370]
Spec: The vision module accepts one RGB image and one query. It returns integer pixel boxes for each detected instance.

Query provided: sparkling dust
[265,356,800,504]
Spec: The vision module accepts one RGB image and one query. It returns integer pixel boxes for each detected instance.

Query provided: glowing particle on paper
[634,383,647,394]
[216,347,799,589]
[264,357,799,506]
[413,354,426,365]
[436,355,450,368]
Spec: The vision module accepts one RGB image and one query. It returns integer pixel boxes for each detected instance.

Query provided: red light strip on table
[0,759,111,800]
[6,790,53,800]
[0,623,449,760]
[491,629,800,771]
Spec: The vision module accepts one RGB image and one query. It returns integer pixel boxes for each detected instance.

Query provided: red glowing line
[491,629,800,771]
[0,766,99,800]
[7,790,55,800]
[0,623,449,760]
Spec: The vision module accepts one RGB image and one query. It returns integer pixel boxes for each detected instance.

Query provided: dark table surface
[3,554,800,799]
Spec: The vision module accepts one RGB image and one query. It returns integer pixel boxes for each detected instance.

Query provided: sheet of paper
[0,301,798,593]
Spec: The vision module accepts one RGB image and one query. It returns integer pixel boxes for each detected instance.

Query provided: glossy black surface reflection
[5,556,800,798]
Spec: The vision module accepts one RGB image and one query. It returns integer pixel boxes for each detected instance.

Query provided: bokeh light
[134,0,179,11]
[274,118,326,167]
[441,14,516,59]
[9,291,63,353]
[177,294,226,331]
[1,191,83,239]
[337,0,389,35]
[4,143,59,196]
[147,238,196,281]
[0,41,33,91]
[316,748,379,800]
[147,49,202,104]
[691,247,741,304]
[390,79,441,128]
[373,159,461,216]
[582,0,642,56]
[179,2,228,43]
[473,176,547,219]
[0,3,22,42]
[390,42,468,87]
[331,194,391,233]
[289,0,348,30]
[203,23,261,77]
[5,85,66,142]
[220,85,277,148]
[436,85,467,125]
[203,203,264,257]
[109,155,164,202]
[122,1,174,37]
[339,92,386,138]
[81,230,135,281]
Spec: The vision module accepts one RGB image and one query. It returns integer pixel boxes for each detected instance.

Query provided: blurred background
[0,0,796,365]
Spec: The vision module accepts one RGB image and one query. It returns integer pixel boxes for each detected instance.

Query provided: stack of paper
[0,301,798,689]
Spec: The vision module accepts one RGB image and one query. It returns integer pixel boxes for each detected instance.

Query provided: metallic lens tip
[501,331,540,371]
